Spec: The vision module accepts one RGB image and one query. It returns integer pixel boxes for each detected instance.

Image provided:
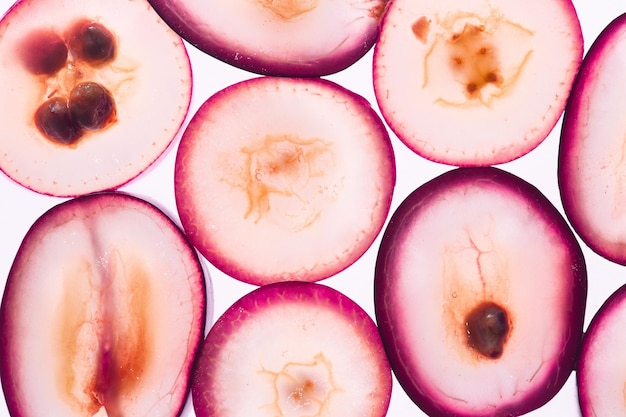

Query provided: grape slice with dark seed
[374,167,587,417]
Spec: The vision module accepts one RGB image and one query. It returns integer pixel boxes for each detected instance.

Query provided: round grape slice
[577,283,626,416]
[147,0,388,77]
[558,13,626,265]
[373,0,583,166]
[374,167,587,417]
[0,192,208,417]
[191,281,392,417]
[175,76,395,286]
[0,0,192,197]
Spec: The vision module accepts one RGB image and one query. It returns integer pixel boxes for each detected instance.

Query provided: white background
[0,1,624,416]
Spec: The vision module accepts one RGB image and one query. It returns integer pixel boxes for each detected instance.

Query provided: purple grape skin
[558,13,626,265]
[577,282,626,417]
[146,0,386,77]
[374,167,588,417]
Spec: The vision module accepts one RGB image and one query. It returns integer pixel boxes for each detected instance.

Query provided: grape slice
[577,283,626,416]
[175,76,395,286]
[374,167,587,417]
[147,0,388,76]
[0,192,208,417]
[373,0,583,166]
[558,13,626,265]
[191,281,392,417]
[0,0,192,197]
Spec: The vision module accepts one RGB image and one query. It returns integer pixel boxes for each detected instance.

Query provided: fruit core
[258,0,319,20]
[54,251,152,415]
[465,301,509,359]
[239,134,338,232]
[262,353,340,416]
[419,11,533,105]
[441,226,512,361]
[18,20,119,145]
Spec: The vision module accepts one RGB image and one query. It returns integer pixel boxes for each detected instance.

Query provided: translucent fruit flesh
[175,76,395,285]
[191,281,391,417]
[373,0,583,166]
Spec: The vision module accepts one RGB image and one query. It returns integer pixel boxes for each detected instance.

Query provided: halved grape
[0,0,192,196]
[0,192,208,417]
[148,0,388,76]
[373,0,583,166]
[558,13,626,265]
[375,167,587,417]
[175,76,395,285]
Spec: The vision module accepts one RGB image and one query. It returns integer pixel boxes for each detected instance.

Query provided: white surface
[0,1,624,416]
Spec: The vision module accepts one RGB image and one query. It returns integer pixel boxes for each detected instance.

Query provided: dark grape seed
[69,82,116,130]
[465,301,510,359]
[34,97,82,145]
[19,29,68,75]
[68,20,116,65]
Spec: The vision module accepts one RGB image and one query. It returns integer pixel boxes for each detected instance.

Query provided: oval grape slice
[0,192,208,417]
[191,281,392,417]
[147,0,387,77]
[373,0,583,166]
[558,14,626,265]
[0,0,192,196]
[374,167,587,417]
[175,76,395,286]
[577,283,626,416]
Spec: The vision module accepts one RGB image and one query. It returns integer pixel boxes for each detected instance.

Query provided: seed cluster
[20,20,117,145]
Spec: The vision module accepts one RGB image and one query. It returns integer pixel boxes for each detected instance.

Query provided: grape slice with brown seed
[0,0,192,197]
[175,76,395,286]
[191,281,391,417]
[373,0,583,166]
[147,0,388,76]
[374,167,587,417]
[0,192,208,417]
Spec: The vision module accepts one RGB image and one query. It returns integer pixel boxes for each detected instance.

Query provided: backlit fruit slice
[191,281,392,417]
[0,192,208,417]
[577,283,626,416]
[373,0,583,166]
[175,76,395,286]
[147,0,388,77]
[0,0,192,197]
[559,14,626,265]
[374,167,587,417]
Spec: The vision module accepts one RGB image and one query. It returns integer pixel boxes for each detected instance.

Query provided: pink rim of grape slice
[191,281,392,417]
[373,0,583,166]
[0,0,192,197]
[559,13,626,265]
[0,192,208,417]
[175,76,395,286]
[577,283,626,416]
[147,0,388,77]
[374,167,587,417]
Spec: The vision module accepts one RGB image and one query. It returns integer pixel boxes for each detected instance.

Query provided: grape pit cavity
[18,19,118,145]
[261,353,340,416]
[239,134,338,232]
[419,11,534,106]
